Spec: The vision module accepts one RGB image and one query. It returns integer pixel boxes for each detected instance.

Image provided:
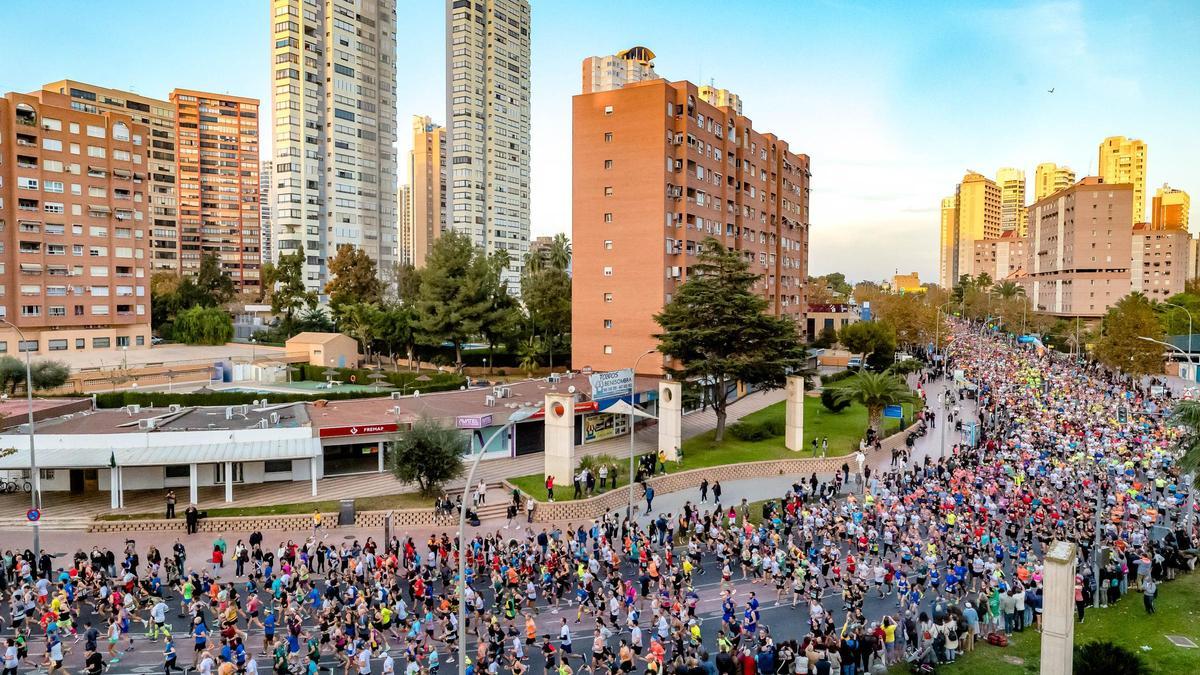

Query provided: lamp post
[457,406,537,669]
[1162,302,1194,378]
[935,301,954,372]
[1,319,40,557]
[628,349,657,521]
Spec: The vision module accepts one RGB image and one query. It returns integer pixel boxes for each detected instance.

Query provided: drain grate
[1165,635,1198,648]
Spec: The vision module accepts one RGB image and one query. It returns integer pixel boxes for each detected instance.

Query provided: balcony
[15,134,37,147]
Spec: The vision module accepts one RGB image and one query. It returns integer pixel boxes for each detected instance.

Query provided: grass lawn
[96,492,433,520]
[508,394,921,502]
[887,572,1200,674]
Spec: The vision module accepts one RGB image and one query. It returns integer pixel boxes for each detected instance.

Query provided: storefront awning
[0,436,322,470]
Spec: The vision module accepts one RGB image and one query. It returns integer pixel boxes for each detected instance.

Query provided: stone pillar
[310,457,319,497]
[188,463,199,505]
[109,468,120,509]
[224,461,234,503]
[377,442,385,473]
[785,375,805,451]
[1041,541,1077,675]
[543,392,575,486]
[658,381,682,461]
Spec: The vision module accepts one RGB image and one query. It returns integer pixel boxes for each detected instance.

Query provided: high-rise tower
[1098,136,1147,222]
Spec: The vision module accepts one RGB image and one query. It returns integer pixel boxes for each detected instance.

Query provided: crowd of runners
[0,322,1197,675]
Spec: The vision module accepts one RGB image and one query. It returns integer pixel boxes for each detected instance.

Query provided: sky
[3,0,1198,283]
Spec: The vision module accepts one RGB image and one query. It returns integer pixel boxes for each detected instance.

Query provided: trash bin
[338,499,355,526]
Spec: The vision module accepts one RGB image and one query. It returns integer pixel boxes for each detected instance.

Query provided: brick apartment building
[0,90,152,354]
[1024,176,1134,317]
[571,62,810,374]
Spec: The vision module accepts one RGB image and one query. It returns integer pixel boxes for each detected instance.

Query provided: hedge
[293,365,464,393]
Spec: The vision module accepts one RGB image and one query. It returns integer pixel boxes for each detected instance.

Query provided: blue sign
[26,508,40,522]
[1018,335,1036,344]
[883,405,903,419]
[589,368,634,401]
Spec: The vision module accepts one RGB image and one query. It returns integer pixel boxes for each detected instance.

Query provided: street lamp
[628,349,658,520]
[457,406,538,668]
[0,319,41,557]
[1162,302,1194,377]
[935,301,955,372]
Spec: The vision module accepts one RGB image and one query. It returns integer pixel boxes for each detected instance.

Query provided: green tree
[272,247,318,335]
[257,261,278,305]
[654,237,808,442]
[518,338,542,377]
[522,264,571,368]
[194,252,236,306]
[30,361,70,391]
[830,371,916,435]
[1094,292,1164,376]
[375,303,419,369]
[326,244,383,313]
[340,302,382,364]
[820,387,851,413]
[172,306,234,345]
[387,416,466,494]
[1166,399,1200,473]
[810,325,838,349]
[992,280,1025,299]
[547,233,572,271]
[838,321,897,370]
[415,231,491,365]
[476,250,522,374]
[393,263,423,306]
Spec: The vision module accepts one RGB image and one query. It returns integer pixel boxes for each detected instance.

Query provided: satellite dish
[568,385,577,394]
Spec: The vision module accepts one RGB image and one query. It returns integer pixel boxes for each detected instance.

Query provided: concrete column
[109,468,120,509]
[785,375,805,451]
[223,461,233,503]
[377,442,385,473]
[188,463,198,505]
[310,457,318,497]
[1040,541,1077,675]
[543,392,576,485]
[117,468,124,509]
[658,381,682,461]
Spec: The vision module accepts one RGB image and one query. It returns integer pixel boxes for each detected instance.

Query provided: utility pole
[1093,474,1104,609]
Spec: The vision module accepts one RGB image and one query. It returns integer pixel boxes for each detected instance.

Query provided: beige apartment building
[1131,222,1190,301]
[972,231,1027,282]
[405,115,445,268]
[0,90,152,354]
[1034,162,1075,202]
[938,195,957,288]
[1024,177,1133,317]
[947,171,1001,284]
[996,167,1027,235]
[270,0,399,295]
[42,80,179,274]
[171,90,260,293]
[1098,135,1147,221]
[572,73,810,374]
[582,46,658,93]
[1152,183,1190,231]
[445,0,531,291]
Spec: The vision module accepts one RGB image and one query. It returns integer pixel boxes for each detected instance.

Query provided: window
[0,342,6,353]
[164,465,190,479]
[604,240,613,249]
[17,177,38,190]
[18,340,38,352]
[264,460,293,473]
[603,293,613,303]
[87,146,106,158]
[604,132,612,143]
[603,266,613,276]
[603,187,613,196]
[42,138,62,152]
[92,337,110,348]
[48,339,68,351]
[604,105,613,115]
[20,306,40,318]
[75,338,85,349]
[604,319,613,328]
[136,335,145,346]
[116,336,130,347]
[44,180,64,193]
[604,159,612,169]
[603,345,614,354]
[604,213,613,223]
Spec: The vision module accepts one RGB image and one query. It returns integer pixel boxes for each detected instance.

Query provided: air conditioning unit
[484,395,496,407]
[269,412,280,425]
[138,418,156,430]
[499,387,512,399]
[236,404,249,415]
[547,374,561,384]
[256,419,268,429]
[391,392,403,400]
[225,406,235,420]
[168,404,181,414]
[412,390,420,397]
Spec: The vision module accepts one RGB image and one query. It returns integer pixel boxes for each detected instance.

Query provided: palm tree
[974,272,993,289]
[1167,399,1200,473]
[1073,641,1149,675]
[992,281,1025,299]
[548,233,572,271]
[830,371,917,435]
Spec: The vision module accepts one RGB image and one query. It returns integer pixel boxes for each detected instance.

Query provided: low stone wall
[513,425,911,523]
[86,507,456,534]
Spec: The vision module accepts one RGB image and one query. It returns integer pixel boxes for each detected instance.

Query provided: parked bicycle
[0,477,32,493]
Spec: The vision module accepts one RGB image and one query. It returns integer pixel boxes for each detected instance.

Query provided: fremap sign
[318,423,399,438]
[589,368,633,401]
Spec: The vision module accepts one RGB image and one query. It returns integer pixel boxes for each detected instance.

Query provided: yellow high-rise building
[1152,184,1190,232]
[939,196,958,288]
[406,115,446,269]
[996,167,1027,235]
[954,172,1002,282]
[1098,136,1148,222]
[1034,162,1075,202]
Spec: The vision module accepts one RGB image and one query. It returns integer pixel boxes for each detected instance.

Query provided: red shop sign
[319,423,399,438]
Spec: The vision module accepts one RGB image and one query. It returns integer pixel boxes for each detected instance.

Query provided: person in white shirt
[198,652,215,675]
[244,657,259,675]
[356,644,372,675]
[381,652,394,675]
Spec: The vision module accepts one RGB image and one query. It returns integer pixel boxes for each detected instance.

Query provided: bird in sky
[1047,88,1055,93]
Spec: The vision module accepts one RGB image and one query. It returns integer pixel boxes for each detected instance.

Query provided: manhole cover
[1166,635,1198,648]
[343,535,356,540]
